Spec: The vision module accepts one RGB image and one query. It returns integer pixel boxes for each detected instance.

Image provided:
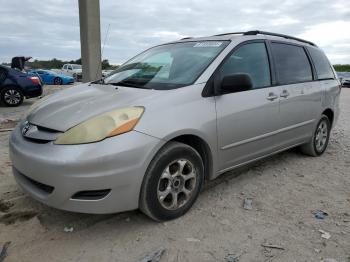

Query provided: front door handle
[266,92,278,101]
[280,90,290,98]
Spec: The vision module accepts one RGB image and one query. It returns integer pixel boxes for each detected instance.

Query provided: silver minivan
[9,31,341,221]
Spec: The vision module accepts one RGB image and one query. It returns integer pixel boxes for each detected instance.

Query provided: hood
[27,83,161,132]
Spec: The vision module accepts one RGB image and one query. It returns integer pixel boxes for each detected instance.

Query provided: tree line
[333,64,350,72]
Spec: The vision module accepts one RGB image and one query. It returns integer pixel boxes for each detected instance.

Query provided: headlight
[54,107,144,145]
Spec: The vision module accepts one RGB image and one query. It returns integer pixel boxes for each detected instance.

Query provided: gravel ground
[0,85,349,262]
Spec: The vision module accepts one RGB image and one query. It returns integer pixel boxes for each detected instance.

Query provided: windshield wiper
[91,78,108,85]
[109,81,150,89]
[90,78,119,89]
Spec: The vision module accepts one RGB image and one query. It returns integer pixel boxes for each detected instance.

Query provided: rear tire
[140,142,204,221]
[54,77,63,85]
[300,115,331,156]
[0,86,24,107]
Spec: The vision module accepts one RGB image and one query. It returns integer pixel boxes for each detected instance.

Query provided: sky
[0,0,349,65]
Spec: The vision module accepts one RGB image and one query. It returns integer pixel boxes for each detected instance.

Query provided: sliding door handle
[266,93,278,101]
[280,90,290,98]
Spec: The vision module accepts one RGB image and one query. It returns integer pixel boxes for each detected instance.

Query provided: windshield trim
[106,40,231,90]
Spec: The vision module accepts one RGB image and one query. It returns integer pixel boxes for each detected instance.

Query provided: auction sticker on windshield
[194,42,223,47]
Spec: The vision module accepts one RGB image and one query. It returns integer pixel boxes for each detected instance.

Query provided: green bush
[333,64,350,72]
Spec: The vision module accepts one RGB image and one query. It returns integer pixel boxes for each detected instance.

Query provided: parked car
[60,64,82,81]
[342,79,350,87]
[0,65,42,106]
[28,70,74,85]
[102,69,114,77]
[10,31,341,221]
[337,72,350,87]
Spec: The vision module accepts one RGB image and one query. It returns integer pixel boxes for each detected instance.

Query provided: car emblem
[22,121,32,136]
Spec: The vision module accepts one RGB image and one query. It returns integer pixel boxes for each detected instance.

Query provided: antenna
[94,23,111,81]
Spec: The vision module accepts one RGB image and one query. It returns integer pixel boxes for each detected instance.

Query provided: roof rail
[243,30,316,46]
[213,32,245,37]
[184,31,316,46]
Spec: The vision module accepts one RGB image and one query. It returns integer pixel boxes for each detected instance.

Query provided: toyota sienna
[9,31,341,221]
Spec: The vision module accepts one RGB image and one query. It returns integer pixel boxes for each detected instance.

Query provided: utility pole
[78,0,102,82]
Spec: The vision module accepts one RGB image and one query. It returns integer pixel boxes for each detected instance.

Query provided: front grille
[21,122,62,143]
[16,170,54,194]
[71,189,111,200]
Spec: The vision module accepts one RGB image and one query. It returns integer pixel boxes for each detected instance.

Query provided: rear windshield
[104,41,229,90]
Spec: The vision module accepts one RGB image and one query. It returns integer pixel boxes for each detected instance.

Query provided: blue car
[0,65,42,107]
[28,70,74,85]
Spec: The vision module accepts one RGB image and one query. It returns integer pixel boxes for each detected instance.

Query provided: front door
[215,41,281,172]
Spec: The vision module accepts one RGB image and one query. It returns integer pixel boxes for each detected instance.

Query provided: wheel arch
[1,84,24,92]
[322,108,334,128]
[167,134,214,182]
[53,76,62,84]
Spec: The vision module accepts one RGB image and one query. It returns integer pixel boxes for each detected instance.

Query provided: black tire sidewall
[141,143,204,221]
[0,86,24,107]
[313,116,331,156]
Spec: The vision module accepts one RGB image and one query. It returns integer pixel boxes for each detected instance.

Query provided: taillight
[28,76,41,85]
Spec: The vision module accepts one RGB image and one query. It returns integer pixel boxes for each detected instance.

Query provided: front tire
[0,86,24,107]
[140,142,204,221]
[54,77,63,85]
[300,115,331,156]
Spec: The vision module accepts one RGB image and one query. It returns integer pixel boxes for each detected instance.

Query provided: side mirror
[221,73,253,94]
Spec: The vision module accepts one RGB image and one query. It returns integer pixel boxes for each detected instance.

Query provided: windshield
[72,65,82,69]
[104,41,229,89]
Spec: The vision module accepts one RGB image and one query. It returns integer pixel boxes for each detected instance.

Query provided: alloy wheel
[157,159,197,210]
[54,78,62,85]
[315,120,328,152]
[4,89,21,105]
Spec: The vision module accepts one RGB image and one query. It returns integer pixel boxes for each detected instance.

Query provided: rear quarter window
[307,47,335,80]
[271,43,313,85]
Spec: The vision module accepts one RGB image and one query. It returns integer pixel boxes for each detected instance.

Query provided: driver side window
[219,42,271,89]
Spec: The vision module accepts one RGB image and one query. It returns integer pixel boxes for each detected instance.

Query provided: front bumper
[9,125,162,214]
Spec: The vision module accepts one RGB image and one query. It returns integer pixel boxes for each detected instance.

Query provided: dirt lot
[0,85,349,262]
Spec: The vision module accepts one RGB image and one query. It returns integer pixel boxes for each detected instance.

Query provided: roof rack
[180,37,193,40]
[243,30,316,46]
[211,30,316,46]
[213,32,245,37]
